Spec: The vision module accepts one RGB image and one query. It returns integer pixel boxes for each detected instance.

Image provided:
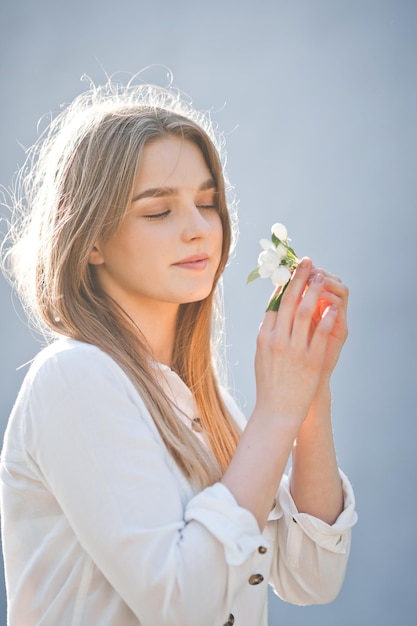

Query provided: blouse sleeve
[220,384,358,605]
[22,345,269,626]
[267,469,357,604]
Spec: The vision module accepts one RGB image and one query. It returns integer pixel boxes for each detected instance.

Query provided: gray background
[1,0,416,624]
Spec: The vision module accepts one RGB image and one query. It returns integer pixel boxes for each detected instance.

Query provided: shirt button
[223,614,235,625]
[248,573,264,585]
[192,417,203,432]
[258,545,267,554]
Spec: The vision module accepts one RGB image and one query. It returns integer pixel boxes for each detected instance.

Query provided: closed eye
[196,189,219,212]
[197,204,217,210]
[144,210,171,221]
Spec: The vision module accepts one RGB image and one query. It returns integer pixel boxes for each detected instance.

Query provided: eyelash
[198,204,217,210]
[145,210,171,221]
[144,204,217,220]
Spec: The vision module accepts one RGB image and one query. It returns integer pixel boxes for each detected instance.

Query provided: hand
[253,257,338,427]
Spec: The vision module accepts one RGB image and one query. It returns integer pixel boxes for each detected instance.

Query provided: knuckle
[296,302,312,320]
[256,330,269,349]
[257,328,288,354]
[270,334,287,354]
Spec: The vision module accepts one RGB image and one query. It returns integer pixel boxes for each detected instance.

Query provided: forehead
[134,135,212,191]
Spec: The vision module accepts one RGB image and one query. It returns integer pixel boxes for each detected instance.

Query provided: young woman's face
[90,135,223,315]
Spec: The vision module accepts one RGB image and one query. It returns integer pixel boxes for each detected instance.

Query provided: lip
[173,253,209,270]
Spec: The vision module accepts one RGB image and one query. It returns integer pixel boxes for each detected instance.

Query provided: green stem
[266,279,290,312]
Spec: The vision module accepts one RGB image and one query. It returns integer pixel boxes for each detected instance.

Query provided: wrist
[315,377,332,398]
[250,405,302,437]
[304,381,332,426]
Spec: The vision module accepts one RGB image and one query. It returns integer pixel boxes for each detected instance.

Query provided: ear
[88,244,104,266]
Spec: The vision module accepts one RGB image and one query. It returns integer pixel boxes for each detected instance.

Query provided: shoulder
[31,337,121,376]
[32,337,113,366]
[13,338,154,439]
[23,338,133,400]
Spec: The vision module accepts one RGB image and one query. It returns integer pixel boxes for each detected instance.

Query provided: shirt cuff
[184,482,268,566]
[278,469,358,554]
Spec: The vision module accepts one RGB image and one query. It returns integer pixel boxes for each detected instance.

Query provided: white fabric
[0,338,357,626]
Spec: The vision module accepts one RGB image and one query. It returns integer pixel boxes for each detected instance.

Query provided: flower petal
[275,243,288,260]
[258,249,280,270]
[258,264,273,278]
[271,223,288,242]
[271,266,291,287]
[260,238,275,251]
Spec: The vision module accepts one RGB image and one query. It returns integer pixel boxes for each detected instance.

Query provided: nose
[181,203,212,241]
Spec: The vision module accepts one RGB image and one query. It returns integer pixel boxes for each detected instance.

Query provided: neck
[114,298,179,367]
[139,307,179,368]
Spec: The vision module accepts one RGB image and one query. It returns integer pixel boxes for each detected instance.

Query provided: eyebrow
[131,178,217,203]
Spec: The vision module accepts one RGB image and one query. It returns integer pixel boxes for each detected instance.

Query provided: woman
[0,80,357,625]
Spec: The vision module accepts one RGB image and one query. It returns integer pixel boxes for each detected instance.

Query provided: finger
[291,272,327,346]
[275,257,312,335]
[309,304,339,358]
[308,273,349,307]
[312,290,344,311]
[310,267,343,283]
[259,281,289,332]
[314,293,347,332]
[261,309,281,332]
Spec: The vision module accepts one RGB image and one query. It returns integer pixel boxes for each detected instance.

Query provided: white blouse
[0,338,357,626]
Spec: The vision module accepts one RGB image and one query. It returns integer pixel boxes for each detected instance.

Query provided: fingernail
[298,257,311,270]
[313,272,324,284]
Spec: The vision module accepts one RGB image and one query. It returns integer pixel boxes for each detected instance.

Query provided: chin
[182,288,214,304]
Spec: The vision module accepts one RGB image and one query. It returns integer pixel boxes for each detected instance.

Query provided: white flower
[257,244,289,275]
[257,249,280,277]
[271,266,291,287]
[247,222,300,311]
[271,223,288,242]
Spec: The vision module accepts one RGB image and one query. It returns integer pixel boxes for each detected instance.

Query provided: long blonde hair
[2,80,241,488]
